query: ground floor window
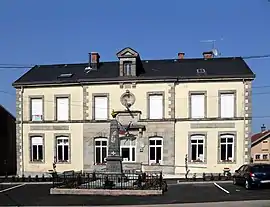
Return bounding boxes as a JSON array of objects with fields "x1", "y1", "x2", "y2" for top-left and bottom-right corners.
[
  {"x1": 95, "y1": 138, "x2": 107, "y2": 164},
  {"x1": 120, "y1": 138, "x2": 136, "y2": 162},
  {"x1": 149, "y1": 137, "x2": 163, "y2": 164},
  {"x1": 220, "y1": 134, "x2": 234, "y2": 162},
  {"x1": 56, "y1": 136, "x2": 69, "y2": 162},
  {"x1": 190, "y1": 135, "x2": 205, "y2": 162},
  {"x1": 30, "y1": 136, "x2": 44, "y2": 162}
]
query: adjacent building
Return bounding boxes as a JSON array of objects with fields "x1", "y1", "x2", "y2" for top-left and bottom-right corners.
[
  {"x1": 0, "y1": 105, "x2": 16, "y2": 176},
  {"x1": 251, "y1": 124, "x2": 270, "y2": 163},
  {"x1": 12, "y1": 47, "x2": 255, "y2": 176}
]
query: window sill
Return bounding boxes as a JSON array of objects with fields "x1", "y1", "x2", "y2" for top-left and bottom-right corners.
[
  {"x1": 56, "y1": 161, "x2": 71, "y2": 164},
  {"x1": 189, "y1": 160, "x2": 206, "y2": 164},
  {"x1": 150, "y1": 163, "x2": 161, "y2": 166},
  {"x1": 29, "y1": 161, "x2": 45, "y2": 164},
  {"x1": 94, "y1": 163, "x2": 106, "y2": 166},
  {"x1": 122, "y1": 161, "x2": 136, "y2": 163},
  {"x1": 218, "y1": 160, "x2": 236, "y2": 164},
  {"x1": 29, "y1": 120, "x2": 44, "y2": 123}
]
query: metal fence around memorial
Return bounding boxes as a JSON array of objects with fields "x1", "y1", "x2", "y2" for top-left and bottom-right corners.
[{"x1": 51, "y1": 171, "x2": 166, "y2": 190}]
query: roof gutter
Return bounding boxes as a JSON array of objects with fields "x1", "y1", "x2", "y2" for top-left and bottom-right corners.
[{"x1": 12, "y1": 76, "x2": 255, "y2": 88}]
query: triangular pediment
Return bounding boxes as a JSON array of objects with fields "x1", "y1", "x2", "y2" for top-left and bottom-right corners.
[{"x1": 116, "y1": 47, "x2": 139, "y2": 58}]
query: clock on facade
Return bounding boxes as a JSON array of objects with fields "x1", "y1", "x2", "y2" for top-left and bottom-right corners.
[{"x1": 120, "y1": 90, "x2": 135, "y2": 108}]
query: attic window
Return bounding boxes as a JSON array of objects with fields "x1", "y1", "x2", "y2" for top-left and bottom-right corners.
[
  {"x1": 123, "y1": 61, "x2": 132, "y2": 76},
  {"x1": 196, "y1": 68, "x2": 206, "y2": 75},
  {"x1": 58, "y1": 73, "x2": 73, "y2": 78}
]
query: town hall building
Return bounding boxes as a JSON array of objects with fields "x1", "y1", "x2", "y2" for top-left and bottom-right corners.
[{"x1": 13, "y1": 47, "x2": 255, "y2": 176}]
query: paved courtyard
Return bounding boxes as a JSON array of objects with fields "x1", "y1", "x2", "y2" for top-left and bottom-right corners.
[{"x1": 0, "y1": 182, "x2": 270, "y2": 206}]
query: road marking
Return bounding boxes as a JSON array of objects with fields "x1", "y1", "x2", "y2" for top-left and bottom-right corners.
[
  {"x1": 214, "y1": 182, "x2": 230, "y2": 194},
  {"x1": 0, "y1": 184, "x2": 26, "y2": 193}
]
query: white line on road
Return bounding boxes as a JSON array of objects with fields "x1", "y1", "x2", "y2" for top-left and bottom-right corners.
[
  {"x1": 0, "y1": 183, "x2": 26, "y2": 193},
  {"x1": 214, "y1": 182, "x2": 230, "y2": 194}
]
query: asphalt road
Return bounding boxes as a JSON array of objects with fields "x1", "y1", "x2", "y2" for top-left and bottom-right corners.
[{"x1": 0, "y1": 182, "x2": 269, "y2": 206}]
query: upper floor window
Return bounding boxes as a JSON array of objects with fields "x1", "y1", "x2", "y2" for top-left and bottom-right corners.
[
  {"x1": 123, "y1": 61, "x2": 132, "y2": 76},
  {"x1": 30, "y1": 98, "x2": 43, "y2": 121},
  {"x1": 94, "y1": 96, "x2": 108, "y2": 120},
  {"x1": 149, "y1": 137, "x2": 163, "y2": 164},
  {"x1": 220, "y1": 93, "x2": 235, "y2": 118},
  {"x1": 30, "y1": 136, "x2": 44, "y2": 162},
  {"x1": 95, "y1": 138, "x2": 107, "y2": 164},
  {"x1": 56, "y1": 97, "x2": 69, "y2": 121},
  {"x1": 190, "y1": 93, "x2": 205, "y2": 118},
  {"x1": 149, "y1": 94, "x2": 163, "y2": 119}
]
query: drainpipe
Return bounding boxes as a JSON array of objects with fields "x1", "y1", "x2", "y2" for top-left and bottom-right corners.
[{"x1": 20, "y1": 86, "x2": 24, "y2": 175}]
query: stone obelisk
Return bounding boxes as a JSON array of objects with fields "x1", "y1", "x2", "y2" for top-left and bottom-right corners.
[{"x1": 106, "y1": 119, "x2": 123, "y2": 174}]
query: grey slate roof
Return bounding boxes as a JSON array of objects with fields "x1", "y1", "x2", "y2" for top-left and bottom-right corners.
[{"x1": 12, "y1": 57, "x2": 255, "y2": 87}]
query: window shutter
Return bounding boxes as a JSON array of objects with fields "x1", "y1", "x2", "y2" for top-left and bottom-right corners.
[
  {"x1": 94, "y1": 97, "x2": 108, "y2": 120},
  {"x1": 31, "y1": 99, "x2": 43, "y2": 120},
  {"x1": 57, "y1": 98, "x2": 69, "y2": 120},
  {"x1": 149, "y1": 95, "x2": 163, "y2": 119},
  {"x1": 220, "y1": 94, "x2": 234, "y2": 118},
  {"x1": 191, "y1": 94, "x2": 204, "y2": 118}
]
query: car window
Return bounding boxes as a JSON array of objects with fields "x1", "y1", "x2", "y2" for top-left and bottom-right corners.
[
  {"x1": 238, "y1": 165, "x2": 245, "y2": 172},
  {"x1": 251, "y1": 165, "x2": 270, "y2": 173},
  {"x1": 243, "y1": 166, "x2": 249, "y2": 172}
]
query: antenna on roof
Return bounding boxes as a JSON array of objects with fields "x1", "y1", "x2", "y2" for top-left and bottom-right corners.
[
  {"x1": 200, "y1": 39, "x2": 223, "y2": 57},
  {"x1": 85, "y1": 53, "x2": 92, "y2": 73}
]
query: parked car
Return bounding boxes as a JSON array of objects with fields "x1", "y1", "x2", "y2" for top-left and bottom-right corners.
[{"x1": 233, "y1": 163, "x2": 270, "y2": 189}]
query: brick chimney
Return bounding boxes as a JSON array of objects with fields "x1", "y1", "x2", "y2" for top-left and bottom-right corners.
[
  {"x1": 203, "y1": 51, "x2": 214, "y2": 59},
  {"x1": 178, "y1": 52, "x2": 185, "y2": 59},
  {"x1": 90, "y1": 52, "x2": 100, "y2": 70}
]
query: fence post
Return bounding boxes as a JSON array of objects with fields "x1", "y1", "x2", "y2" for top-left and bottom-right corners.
[{"x1": 159, "y1": 171, "x2": 163, "y2": 190}]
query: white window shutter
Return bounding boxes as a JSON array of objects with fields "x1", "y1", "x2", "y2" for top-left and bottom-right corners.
[
  {"x1": 221, "y1": 94, "x2": 234, "y2": 118},
  {"x1": 32, "y1": 137, "x2": 43, "y2": 145},
  {"x1": 191, "y1": 94, "x2": 205, "y2": 118},
  {"x1": 57, "y1": 98, "x2": 69, "y2": 120},
  {"x1": 31, "y1": 99, "x2": 43, "y2": 121},
  {"x1": 149, "y1": 95, "x2": 163, "y2": 119},
  {"x1": 94, "y1": 97, "x2": 108, "y2": 119}
]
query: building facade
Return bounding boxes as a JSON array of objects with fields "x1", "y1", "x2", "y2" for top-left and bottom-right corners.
[
  {"x1": 13, "y1": 47, "x2": 255, "y2": 176},
  {"x1": 251, "y1": 124, "x2": 270, "y2": 163},
  {"x1": 0, "y1": 105, "x2": 16, "y2": 176}
]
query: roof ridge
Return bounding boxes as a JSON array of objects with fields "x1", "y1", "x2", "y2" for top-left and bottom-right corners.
[{"x1": 35, "y1": 57, "x2": 243, "y2": 67}]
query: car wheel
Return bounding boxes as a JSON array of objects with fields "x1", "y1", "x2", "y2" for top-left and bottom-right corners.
[
  {"x1": 233, "y1": 177, "x2": 237, "y2": 185},
  {"x1": 245, "y1": 179, "x2": 251, "y2": 190}
]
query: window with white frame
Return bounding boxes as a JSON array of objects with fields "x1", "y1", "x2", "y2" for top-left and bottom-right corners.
[
  {"x1": 123, "y1": 61, "x2": 132, "y2": 76},
  {"x1": 56, "y1": 97, "x2": 69, "y2": 121},
  {"x1": 149, "y1": 137, "x2": 163, "y2": 164},
  {"x1": 31, "y1": 98, "x2": 43, "y2": 121},
  {"x1": 56, "y1": 137, "x2": 69, "y2": 162},
  {"x1": 30, "y1": 136, "x2": 43, "y2": 162},
  {"x1": 149, "y1": 94, "x2": 163, "y2": 119},
  {"x1": 190, "y1": 94, "x2": 205, "y2": 118},
  {"x1": 220, "y1": 134, "x2": 234, "y2": 162},
  {"x1": 94, "y1": 96, "x2": 108, "y2": 120},
  {"x1": 263, "y1": 154, "x2": 268, "y2": 160},
  {"x1": 120, "y1": 139, "x2": 136, "y2": 162},
  {"x1": 220, "y1": 93, "x2": 235, "y2": 118},
  {"x1": 190, "y1": 135, "x2": 205, "y2": 162},
  {"x1": 255, "y1": 154, "x2": 261, "y2": 160},
  {"x1": 95, "y1": 138, "x2": 107, "y2": 164}
]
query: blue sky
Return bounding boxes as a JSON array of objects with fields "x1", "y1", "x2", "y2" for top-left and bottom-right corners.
[{"x1": 0, "y1": 0, "x2": 270, "y2": 132}]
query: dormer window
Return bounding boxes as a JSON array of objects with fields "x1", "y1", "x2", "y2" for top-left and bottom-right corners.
[{"x1": 123, "y1": 61, "x2": 132, "y2": 76}]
